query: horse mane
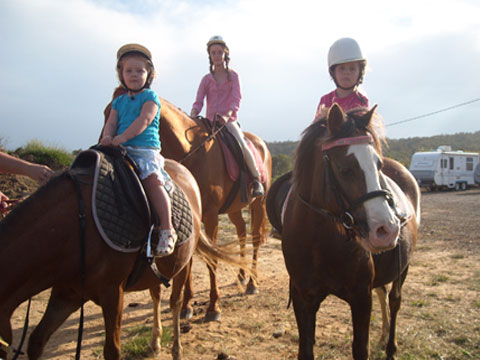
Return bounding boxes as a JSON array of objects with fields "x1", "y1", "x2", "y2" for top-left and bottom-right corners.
[
  {"x1": 0, "y1": 171, "x2": 71, "y2": 233},
  {"x1": 159, "y1": 97, "x2": 191, "y2": 120},
  {"x1": 293, "y1": 109, "x2": 384, "y2": 191}
]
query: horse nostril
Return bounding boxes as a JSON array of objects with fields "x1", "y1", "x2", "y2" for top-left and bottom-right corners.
[{"x1": 377, "y1": 226, "x2": 387, "y2": 236}]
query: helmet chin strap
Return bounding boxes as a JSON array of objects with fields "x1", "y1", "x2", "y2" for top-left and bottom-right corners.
[{"x1": 120, "y1": 73, "x2": 151, "y2": 98}]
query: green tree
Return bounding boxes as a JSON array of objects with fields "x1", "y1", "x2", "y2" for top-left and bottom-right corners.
[{"x1": 272, "y1": 154, "x2": 292, "y2": 181}]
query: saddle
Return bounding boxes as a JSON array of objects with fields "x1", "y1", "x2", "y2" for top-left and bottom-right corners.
[
  {"x1": 69, "y1": 146, "x2": 193, "y2": 253},
  {"x1": 198, "y1": 117, "x2": 265, "y2": 212}
]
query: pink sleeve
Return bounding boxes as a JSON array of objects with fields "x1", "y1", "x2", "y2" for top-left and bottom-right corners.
[
  {"x1": 229, "y1": 71, "x2": 241, "y2": 113},
  {"x1": 192, "y1": 75, "x2": 207, "y2": 113}
]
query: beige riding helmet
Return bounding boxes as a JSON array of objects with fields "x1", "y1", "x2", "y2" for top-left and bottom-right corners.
[
  {"x1": 327, "y1": 38, "x2": 366, "y2": 69},
  {"x1": 117, "y1": 43, "x2": 152, "y2": 61}
]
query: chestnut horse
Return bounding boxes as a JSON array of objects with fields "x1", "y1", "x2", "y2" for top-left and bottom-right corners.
[
  {"x1": 0, "y1": 159, "x2": 231, "y2": 360},
  {"x1": 103, "y1": 91, "x2": 272, "y2": 321},
  {"x1": 267, "y1": 105, "x2": 420, "y2": 359}
]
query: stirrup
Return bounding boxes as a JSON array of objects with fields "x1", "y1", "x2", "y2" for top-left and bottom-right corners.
[
  {"x1": 153, "y1": 228, "x2": 177, "y2": 257},
  {"x1": 252, "y1": 180, "x2": 264, "y2": 198}
]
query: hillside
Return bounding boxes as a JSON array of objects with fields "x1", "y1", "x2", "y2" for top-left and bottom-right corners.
[{"x1": 267, "y1": 130, "x2": 480, "y2": 172}]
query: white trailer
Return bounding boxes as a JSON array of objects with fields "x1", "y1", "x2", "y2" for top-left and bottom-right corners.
[{"x1": 409, "y1": 146, "x2": 480, "y2": 191}]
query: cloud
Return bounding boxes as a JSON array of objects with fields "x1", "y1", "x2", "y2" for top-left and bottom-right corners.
[{"x1": 0, "y1": 0, "x2": 479, "y2": 150}]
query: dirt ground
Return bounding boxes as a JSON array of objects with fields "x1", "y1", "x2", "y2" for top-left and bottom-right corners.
[{"x1": 3, "y1": 174, "x2": 480, "y2": 360}]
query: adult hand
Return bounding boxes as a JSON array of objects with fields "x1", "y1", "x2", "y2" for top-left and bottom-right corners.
[
  {"x1": 27, "y1": 163, "x2": 54, "y2": 184},
  {"x1": 0, "y1": 191, "x2": 9, "y2": 215}
]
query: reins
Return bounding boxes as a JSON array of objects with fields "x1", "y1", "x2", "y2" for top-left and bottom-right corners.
[
  {"x1": 179, "y1": 116, "x2": 226, "y2": 164},
  {"x1": 68, "y1": 171, "x2": 88, "y2": 360}
]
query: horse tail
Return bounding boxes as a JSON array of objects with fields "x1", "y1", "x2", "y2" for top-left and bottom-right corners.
[{"x1": 195, "y1": 230, "x2": 252, "y2": 276}]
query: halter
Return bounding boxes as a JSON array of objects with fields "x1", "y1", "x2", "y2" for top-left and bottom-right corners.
[{"x1": 298, "y1": 134, "x2": 396, "y2": 235}]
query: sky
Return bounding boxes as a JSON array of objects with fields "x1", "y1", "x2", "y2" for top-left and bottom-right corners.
[{"x1": 1, "y1": 0, "x2": 480, "y2": 151}]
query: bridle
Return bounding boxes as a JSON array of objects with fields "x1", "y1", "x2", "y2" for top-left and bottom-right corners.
[{"x1": 297, "y1": 134, "x2": 398, "y2": 235}]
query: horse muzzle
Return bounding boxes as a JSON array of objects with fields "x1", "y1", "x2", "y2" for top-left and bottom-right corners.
[{"x1": 362, "y1": 218, "x2": 400, "y2": 253}]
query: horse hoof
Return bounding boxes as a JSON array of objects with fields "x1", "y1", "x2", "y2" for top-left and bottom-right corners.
[
  {"x1": 237, "y1": 274, "x2": 248, "y2": 286},
  {"x1": 204, "y1": 311, "x2": 221, "y2": 322},
  {"x1": 245, "y1": 283, "x2": 259, "y2": 295},
  {"x1": 180, "y1": 308, "x2": 193, "y2": 320}
]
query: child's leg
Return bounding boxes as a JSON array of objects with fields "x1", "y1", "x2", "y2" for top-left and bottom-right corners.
[
  {"x1": 142, "y1": 174, "x2": 173, "y2": 230},
  {"x1": 225, "y1": 121, "x2": 264, "y2": 197},
  {"x1": 226, "y1": 122, "x2": 261, "y2": 177}
]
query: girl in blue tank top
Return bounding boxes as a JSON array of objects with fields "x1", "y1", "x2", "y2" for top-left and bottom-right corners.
[{"x1": 100, "y1": 43, "x2": 176, "y2": 257}]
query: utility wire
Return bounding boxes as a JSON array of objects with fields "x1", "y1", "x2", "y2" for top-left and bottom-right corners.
[{"x1": 386, "y1": 97, "x2": 480, "y2": 127}]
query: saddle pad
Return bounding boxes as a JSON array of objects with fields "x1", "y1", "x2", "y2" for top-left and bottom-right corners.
[
  {"x1": 163, "y1": 181, "x2": 194, "y2": 248},
  {"x1": 91, "y1": 150, "x2": 151, "y2": 253},
  {"x1": 92, "y1": 154, "x2": 194, "y2": 252},
  {"x1": 71, "y1": 148, "x2": 194, "y2": 253},
  {"x1": 218, "y1": 134, "x2": 266, "y2": 183}
]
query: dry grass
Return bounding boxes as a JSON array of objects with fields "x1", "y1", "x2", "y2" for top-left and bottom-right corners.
[{"x1": 9, "y1": 189, "x2": 480, "y2": 360}]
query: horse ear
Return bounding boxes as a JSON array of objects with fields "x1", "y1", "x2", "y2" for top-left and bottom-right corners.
[
  {"x1": 355, "y1": 104, "x2": 378, "y2": 128},
  {"x1": 327, "y1": 103, "x2": 346, "y2": 136}
]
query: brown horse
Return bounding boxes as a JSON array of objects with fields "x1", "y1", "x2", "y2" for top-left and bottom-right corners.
[
  {"x1": 103, "y1": 90, "x2": 272, "y2": 321},
  {"x1": 0, "y1": 159, "x2": 232, "y2": 360},
  {"x1": 267, "y1": 104, "x2": 420, "y2": 359}
]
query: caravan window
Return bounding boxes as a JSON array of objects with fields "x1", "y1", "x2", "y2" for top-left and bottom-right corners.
[
  {"x1": 440, "y1": 159, "x2": 447, "y2": 168},
  {"x1": 449, "y1": 157, "x2": 454, "y2": 170},
  {"x1": 466, "y1": 157, "x2": 473, "y2": 171}
]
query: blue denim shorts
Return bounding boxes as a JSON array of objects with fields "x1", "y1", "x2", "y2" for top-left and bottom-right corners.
[{"x1": 125, "y1": 147, "x2": 169, "y2": 184}]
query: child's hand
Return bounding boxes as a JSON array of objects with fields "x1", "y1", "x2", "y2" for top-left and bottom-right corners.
[
  {"x1": 190, "y1": 109, "x2": 199, "y2": 118},
  {"x1": 112, "y1": 134, "x2": 127, "y2": 147},
  {"x1": 313, "y1": 105, "x2": 328, "y2": 122},
  {"x1": 100, "y1": 135, "x2": 113, "y2": 146},
  {"x1": 217, "y1": 114, "x2": 229, "y2": 125}
]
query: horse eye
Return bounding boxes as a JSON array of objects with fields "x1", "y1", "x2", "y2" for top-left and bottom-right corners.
[{"x1": 338, "y1": 166, "x2": 353, "y2": 178}]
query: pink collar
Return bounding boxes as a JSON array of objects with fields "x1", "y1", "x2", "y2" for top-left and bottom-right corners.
[{"x1": 322, "y1": 135, "x2": 373, "y2": 151}]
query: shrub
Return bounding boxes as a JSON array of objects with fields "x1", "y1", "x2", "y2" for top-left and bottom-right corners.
[{"x1": 13, "y1": 140, "x2": 74, "y2": 170}]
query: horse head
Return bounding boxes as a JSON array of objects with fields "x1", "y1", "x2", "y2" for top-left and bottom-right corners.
[{"x1": 295, "y1": 103, "x2": 401, "y2": 253}]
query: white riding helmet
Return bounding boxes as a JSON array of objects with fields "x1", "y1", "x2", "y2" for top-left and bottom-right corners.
[
  {"x1": 207, "y1": 35, "x2": 229, "y2": 50},
  {"x1": 327, "y1": 38, "x2": 365, "y2": 68}
]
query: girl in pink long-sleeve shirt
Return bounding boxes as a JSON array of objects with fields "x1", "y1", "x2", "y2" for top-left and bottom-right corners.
[
  {"x1": 313, "y1": 38, "x2": 369, "y2": 122},
  {"x1": 190, "y1": 35, "x2": 264, "y2": 198}
]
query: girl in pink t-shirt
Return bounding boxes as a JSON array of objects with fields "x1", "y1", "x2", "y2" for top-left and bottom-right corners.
[
  {"x1": 191, "y1": 36, "x2": 264, "y2": 197},
  {"x1": 313, "y1": 38, "x2": 369, "y2": 122}
]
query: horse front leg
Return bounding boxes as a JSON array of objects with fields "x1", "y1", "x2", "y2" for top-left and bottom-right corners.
[
  {"x1": 100, "y1": 285, "x2": 124, "y2": 360},
  {"x1": 386, "y1": 266, "x2": 409, "y2": 360},
  {"x1": 350, "y1": 290, "x2": 373, "y2": 360},
  {"x1": 291, "y1": 283, "x2": 323, "y2": 360},
  {"x1": 0, "y1": 311, "x2": 13, "y2": 360},
  {"x1": 149, "y1": 284, "x2": 162, "y2": 354},
  {"x1": 374, "y1": 285, "x2": 390, "y2": 344},
  {"x1": 28, "y1": 286, "x2": 82, "y2": 360},
  {"x1": 202, "y1": 211, "x2": 221, "y2": 322},
  {"x1": 227, "y1": 210, "x2": 248, "y2": 287}
]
